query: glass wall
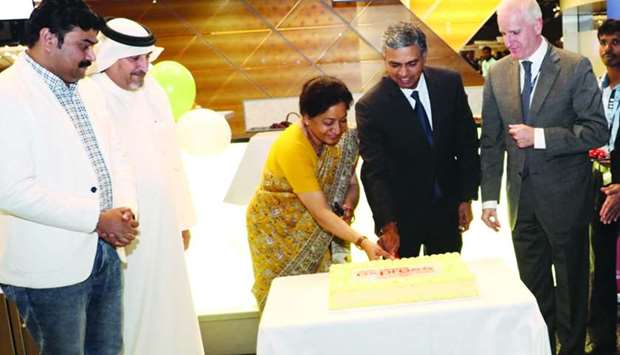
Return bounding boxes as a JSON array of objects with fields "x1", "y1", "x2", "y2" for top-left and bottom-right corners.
[{"x1": 562, "y1": 0, "x2": 607, "y2": 76}]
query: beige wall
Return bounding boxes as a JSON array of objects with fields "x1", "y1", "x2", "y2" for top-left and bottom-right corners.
[{"x1": 578, "y1": 30, "x2": 605, "y2": 78}]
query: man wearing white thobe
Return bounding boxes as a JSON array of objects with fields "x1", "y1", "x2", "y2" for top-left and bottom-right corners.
[{"x1": 88, "y1": 18, "x2": 204, "y2": 355}]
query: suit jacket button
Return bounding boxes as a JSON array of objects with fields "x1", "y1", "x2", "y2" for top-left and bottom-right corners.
[{"x1": 91, "y1": 186, "x2": 97, "y2": 193}]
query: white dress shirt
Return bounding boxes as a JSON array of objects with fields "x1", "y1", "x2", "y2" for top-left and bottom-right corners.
[
  {"x1": 521, "y1": 39, "x2": 548, "y2": 149},
  {"x1": 600, "y1": 74, "x2": 620, "y2": 152}
]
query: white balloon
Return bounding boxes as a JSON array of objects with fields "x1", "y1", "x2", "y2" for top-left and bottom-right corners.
[{"x1": 176, "y1": 108, "x2": 232, "y2": 156}]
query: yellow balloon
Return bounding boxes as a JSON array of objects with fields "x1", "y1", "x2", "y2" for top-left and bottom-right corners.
[{"x1": 150, "y1": 61, "x2": 196, "y2": 121}]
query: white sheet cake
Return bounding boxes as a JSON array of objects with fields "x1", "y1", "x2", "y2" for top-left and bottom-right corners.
[{"x1": 328, "y1": 253, "x2": 478, "y2": 310}]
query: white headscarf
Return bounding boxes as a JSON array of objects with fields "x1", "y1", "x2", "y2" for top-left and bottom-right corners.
[{"x1": 90, "y1": 17, "x2": 164, "y2": 74}]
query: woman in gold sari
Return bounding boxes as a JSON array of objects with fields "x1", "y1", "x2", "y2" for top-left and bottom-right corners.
[{"x1": 247, "y1": 76, "x2": 391, "y2": 310}]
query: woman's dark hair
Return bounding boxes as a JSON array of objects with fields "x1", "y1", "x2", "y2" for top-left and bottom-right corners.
[
  {"x1": 299, "y1": 76, "x2": 353, "y2": 118},
  {"x1": 24, "y1": 0, "x2": 103, "y2": 48}
]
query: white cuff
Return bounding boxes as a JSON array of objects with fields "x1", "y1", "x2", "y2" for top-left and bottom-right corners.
[
  {"x1": 534, "y1": 128, "x2": 546, "y2": 149},
  {"x1": 482, "y1": 201, "x2": 498, "y2": 209}
]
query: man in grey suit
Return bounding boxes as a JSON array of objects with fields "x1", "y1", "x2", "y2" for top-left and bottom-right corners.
[{"x1": 480, "y1": 0, "x2": 608, "y2": 354}]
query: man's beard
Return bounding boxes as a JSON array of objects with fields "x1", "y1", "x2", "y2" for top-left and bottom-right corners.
[
  {"x1": 602, "y1": 51, "x2": 620, "y2": 67},
  {"x1": 128, "y1": 72, "x2": 146, "y2": 90}
]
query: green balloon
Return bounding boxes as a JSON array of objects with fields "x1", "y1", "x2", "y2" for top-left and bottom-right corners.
[{"x1": 150, "y1": 60, "x2": 196, "y2": 121}]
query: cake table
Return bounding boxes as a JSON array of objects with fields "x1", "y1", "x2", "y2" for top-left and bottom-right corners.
[{"x1": 257, "y1": 259, "x2": 551, "y2": 355}]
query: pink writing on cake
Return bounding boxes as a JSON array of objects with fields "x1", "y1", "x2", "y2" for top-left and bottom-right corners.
[{"x1": 354, "y1": 265, "x2": 435, "y2": 280}]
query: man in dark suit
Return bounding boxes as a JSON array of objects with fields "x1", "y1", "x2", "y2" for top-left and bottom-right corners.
[
  {"x1": 480, "y1": 0, "x2": 608, "y2": 354},
  {"x1": 356, "y1": 22, "x2": 480, "y2": 258},
  {"x1": 586, "y1": 18, "x2": 620, "y2": 355}
]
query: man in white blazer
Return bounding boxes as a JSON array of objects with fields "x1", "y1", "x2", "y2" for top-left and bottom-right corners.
[{"x1": 0, "y1": 1, "x2": 139, "y2": 354}]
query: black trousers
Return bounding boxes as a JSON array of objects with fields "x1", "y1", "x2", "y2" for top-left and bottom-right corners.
[
  {"x1": 513, "y1": 177, "x2": 589, "y2": 355},
  {"x1": 588, "y1": 169, "x2": 618, "y2": 351},
  {"x1": 397, "y1": 198, "x2": 461, "y2": 258}
]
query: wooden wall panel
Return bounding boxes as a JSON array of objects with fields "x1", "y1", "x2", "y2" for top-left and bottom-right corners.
[
  {"x1": 86, "y1": 0, "x2": 483, "y2": 139},
  {"x1": 0, "y1": 295, "x2": 16, "y2": 355},
  {"x1": 0, "y1": 296, "x2": 38, "y2": 355}
]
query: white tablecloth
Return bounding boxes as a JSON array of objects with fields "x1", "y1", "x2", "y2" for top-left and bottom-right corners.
[{"x1": 257, "y1": 259, "x2": 551, "y2": 355}]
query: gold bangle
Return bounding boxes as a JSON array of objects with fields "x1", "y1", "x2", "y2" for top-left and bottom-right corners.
[{"x1": 355, "y1": 236, "x2": 368, "y2": 249}]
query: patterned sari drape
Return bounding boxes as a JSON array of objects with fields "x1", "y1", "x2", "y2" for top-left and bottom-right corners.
[{"x1": 246, "y1": 130, "x2": 358, "y2": 310}]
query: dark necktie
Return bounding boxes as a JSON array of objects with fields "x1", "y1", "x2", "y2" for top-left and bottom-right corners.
[
  {"x1": 411, "y1": 90, "x2": 433, "y2": 145},
  {"x1": 520, "y1": 60, "x2": 533, "y2": 178},
  {"x1": 521, "y1": 60, "x2": 533, "y2": 123},
  {"x1": 411, "y1": 90, "x2": 441, "y2": 201}
]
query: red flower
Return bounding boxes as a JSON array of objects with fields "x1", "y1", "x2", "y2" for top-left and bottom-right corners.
[{"x1": 589, "y1": 148, "x2": 609, "y2": 160}]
